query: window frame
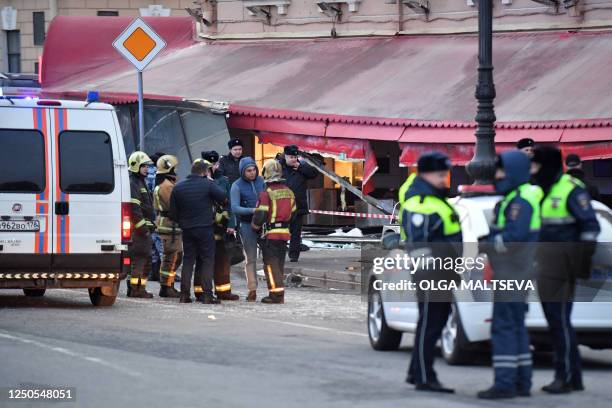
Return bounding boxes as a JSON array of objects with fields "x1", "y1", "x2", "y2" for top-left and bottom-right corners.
[
  {"x1": 6, "y1": 30, "x2": 21, "y2": 73},
  {"x1": 33, "y1": 11, "x2": 45, "y2": 46},
  {"x1": 58, "y1": 130, "x2": 115, "y2": 195},
  {"x1": 0, "y1": 128, "x2": 46, "y2": 194}
]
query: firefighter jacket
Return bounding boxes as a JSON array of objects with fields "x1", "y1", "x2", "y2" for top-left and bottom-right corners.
[
  {"x1": 130, "y1": 172, "x2": 155, "y2": 234},
  {"x1": 252, "y1": 182, "x2": 296, "y2": 241},
  {"x1": 154, "y1": 176, "x2": 181, "y2": 236}
]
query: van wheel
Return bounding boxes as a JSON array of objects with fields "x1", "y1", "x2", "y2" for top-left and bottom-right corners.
[
  {"x1": 368, "y1": 284, "x2": 402, "y2": 350},
  {"x1": 89, "y1": 287, "x2": 117, "y2": 307},
  {"x1": 441, "y1": 304, "x2": 477, "y2": 365},
  {"x1": 23, "y1": 288, "x2": 46, "y2": 297}
]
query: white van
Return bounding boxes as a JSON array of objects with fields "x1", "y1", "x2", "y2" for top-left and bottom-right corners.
[{"x1": 0, "y1": 97, "x2": 131, "y2": 306}]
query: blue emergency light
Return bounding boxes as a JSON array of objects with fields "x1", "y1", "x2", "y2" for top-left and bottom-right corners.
[{"x1": 86, "y1": 91, "x2": 100, "y2": 103}]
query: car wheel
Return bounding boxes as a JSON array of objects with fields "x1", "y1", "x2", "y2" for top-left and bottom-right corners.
[
  {"x1": 88, "y1": 287, "x2": 117, "y2": 307},
  {"x1": 441, "y1": 304, "x2": 477, "y2": 365},
  {"x1": 368, "y1": 284, "x2": 402, "y2": 350},
  {"x1": 23, "y1": 288, "x2": 46, "y2": 297}
]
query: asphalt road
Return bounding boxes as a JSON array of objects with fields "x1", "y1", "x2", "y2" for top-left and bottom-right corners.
[{"x1": 1, "y1": 275, "x2": 612, "y2": 408}]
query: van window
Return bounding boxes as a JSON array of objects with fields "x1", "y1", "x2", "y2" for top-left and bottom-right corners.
[
  {"x1": 59, "y1": 131, "x2": 114, "y2": 194},
  {"x1": 0, "y1": 129, "x2": 45, "y2": 193}
]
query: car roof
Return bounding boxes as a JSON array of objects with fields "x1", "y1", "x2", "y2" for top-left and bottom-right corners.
[{"x1": 0, "y1": 97, "x2": 114, "y2": 111}]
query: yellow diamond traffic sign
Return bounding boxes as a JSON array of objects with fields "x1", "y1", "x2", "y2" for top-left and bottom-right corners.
[{"x1": 113, "y1": 18, "x2": 166, "y2": 71}]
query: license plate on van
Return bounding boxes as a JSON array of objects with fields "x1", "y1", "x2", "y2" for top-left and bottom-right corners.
[{"x1": 0, "y1": 220, "x2": 41, "y2": 232}]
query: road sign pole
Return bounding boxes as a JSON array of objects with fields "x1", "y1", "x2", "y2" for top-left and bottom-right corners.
[
  {"x1": 138, "y1": 70, "x2": 145, "y2": 151},
  {"x1": 112, "y1": 17, "x2": 166, "y2": 153}
]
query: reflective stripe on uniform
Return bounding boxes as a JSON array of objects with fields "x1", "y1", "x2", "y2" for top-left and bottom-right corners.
[
  {"x1": 266, "y1": 265, "x2": 276, "y2": 289},
  {"x1": 541, "y1": 216, "x2": 577, "y2": 225},
  {"x1": 255, "y1": 205, "x2": 270, "y2": 211},
  {"x1": 130, "y1": 277, "x2": 147, "y2": 285},
  {"x1": 134, "y1": 219, "x2": 147, "y2": 228},
  {"x1": 270, "y1": 287, "x2": 285, "y2": 293},
  {"x1": 131, "y1": 198, "x2": 142, "y2": 205},
  {"x1": 216, "y1": 283, "x2": 231, "y2": 292},
  {"x1": 194, "y1": 286, "x2": 203, "y2": 294}
]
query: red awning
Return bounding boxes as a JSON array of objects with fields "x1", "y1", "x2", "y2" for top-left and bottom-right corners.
[
  {"x1": 399, "y1": 125, "x2": 612, "y2": 166},
  {"x1": 40, "y1": 17, "x2": 612, "y2": 171},
  {"x1": 258, "y1": 132, "x2": 378, "y2": 194}
]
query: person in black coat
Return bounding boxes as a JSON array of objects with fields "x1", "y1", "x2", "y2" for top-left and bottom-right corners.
[
  {"x1": 565, "y1": 154, "x2": 601, "y2": 201},
  {"x1": 278, "y1": 145, "x2": 318, "y2": 262},
  {"x1": 218, "y1": 138, "x2": 244, "y2": 185}
]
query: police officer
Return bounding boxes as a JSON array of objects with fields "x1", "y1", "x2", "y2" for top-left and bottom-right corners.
[
  {"x1": 170, "y1": 159, "x2": 228, "y2": 304},
  {"x1": 127, "y1": 151, "x2": 156, "y2": 298},
  {"x1": 516, "y1": 138, "x2": 535, "y2": 158},
  {"x1": 398, "y1": 172, "x2": 417, "y2": 206},
  {"x1": 565, "y1": 154, "x2": 601, "y2": 201},
  {"x1": 201, "y1": 151, "x2": 240, "y2": 301},
  {"x1": 252, "y1": 160, "x2": 296, "y2": 304},
  {"x1": 153, "y1": 155, "x2": 182, "y2": 298},
  {"x1": 278, "y1": 145, "x2": 318, "y2": 262},
  {"x1": 401, "y1": 152, "x2": 461, "y2": 393},
  {"x1": 478, "y1": 150, "x2": 543, "y2": 399},
  {"x1": 532, "y1": 146, "x2": 600, "y2": 393},
  {"x1": 218, "y1": 138, "x2": 244, "y2": 185}
]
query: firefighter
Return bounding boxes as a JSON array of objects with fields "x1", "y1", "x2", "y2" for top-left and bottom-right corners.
[
  {"x1": 477, "y1": 150, "x2": 543, "y2": 399},
  {"x1": 532, "y1": 146, "x2": 600, "y2": 394},
  {"x1": 251, "y1": 159, "x2": 296, "y2": 304},
  {"x1": 153, "y1": 155, "x2": 182, "y2": 298},
  {"x1": 127, "y1": 151, "x2": 156, "y2": 299},
  {"x1": 400, "y1": 152, "x2": 461, "y2": 393},
  {"x1": 201, "y1": 151, "x2": 240, "y2": 301}
]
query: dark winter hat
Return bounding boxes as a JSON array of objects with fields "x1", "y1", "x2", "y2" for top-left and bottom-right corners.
[
  {"x1": 201, "y1": 150, "x2": 220, "y2": 163},
  {"x1": 284, "y1": 144, "x2": 299, "y2": 156},
  {"x1": 417, "y1": 152, "x2": 451, "y2": 173},
  {"x1": 516, "y1": 138, "x2": 535, "y2": 149},
  {"x1": 228, "y1": 138, "x2": 243, "y2": 149},
  {"x1": 565, "y1": 153, "x2": 581, "y2": 168}
]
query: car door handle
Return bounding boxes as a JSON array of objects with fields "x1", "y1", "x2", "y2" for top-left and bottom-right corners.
[{"x1": 55, "y1": 202, "x2": 69, "y2": 215}]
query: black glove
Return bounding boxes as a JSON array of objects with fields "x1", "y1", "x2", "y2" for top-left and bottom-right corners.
[{"x1": 576, "y1": 241, "x2": 597, "y2": 280}]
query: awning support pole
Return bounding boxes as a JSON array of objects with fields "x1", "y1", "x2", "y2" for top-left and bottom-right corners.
[{"x1": 467, "y1": 0, "x2": 497, "y2": 184}]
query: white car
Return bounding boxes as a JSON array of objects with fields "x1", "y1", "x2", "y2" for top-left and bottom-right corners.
[{"x1": 368, "y1": 193, "x2": 612, "y2": 364}]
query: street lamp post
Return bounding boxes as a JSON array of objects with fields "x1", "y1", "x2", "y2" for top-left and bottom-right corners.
[{"x1": 466, "y1": 0, "x2": 497, "y2": 184}]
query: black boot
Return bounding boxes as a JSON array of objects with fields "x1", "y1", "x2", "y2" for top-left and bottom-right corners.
[
  {"x1": 179, "y1": 293, "x2": 192, "y2": 303},
  {"x1": 477, "y1": 387, "x2": 516, "y2": 399},
  {"x1": 159, "y1": 285, "x2": 181, "y2": 298},
  {"x1": 542, "y1": 379, "x2": 572, "y2": 394},
  {"x1": 201, "y1": 294, "x2": 221, "y2": 304},
  {"x1": 414, "y1": 380, "x2": 454, "y2": 393},
  {"x1": 572, "y1": 379, "x2": 585, "y2": 392},
  {"x1": 126, "y1": 279, "x2": 132, "y2": 297},
  {"x1": 216, "y1": 291, "x2": 239, "y2": 301},
  {"x1": 261, "y1": 292, "x2": 284, "y2": 304},
  {"x1": 128, "y1": 285, "x2": 153, "y2": 299}
]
